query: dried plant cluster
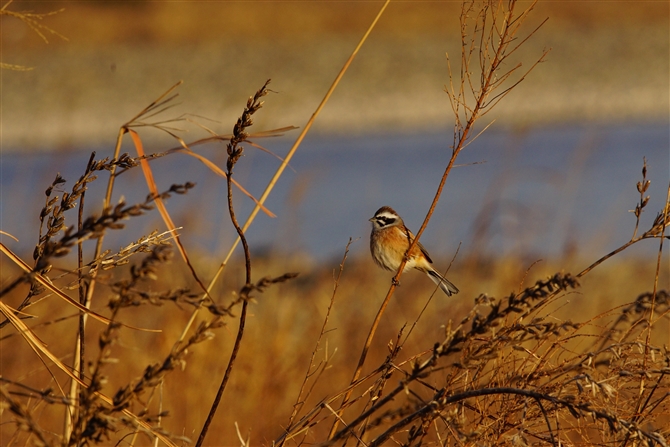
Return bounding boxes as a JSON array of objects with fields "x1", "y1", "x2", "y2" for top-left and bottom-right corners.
[
  {"x1": 277, "y1": 268, "x2": 670, "y2": 446},
  {"x1": 1, "y1": 1, "x2": 669, "y2": 447},
  {"x1": 0, "y1": 74, "x2": 298, "y2": 445}
]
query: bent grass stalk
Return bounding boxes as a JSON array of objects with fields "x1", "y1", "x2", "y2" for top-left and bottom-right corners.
[{"x1": 196, "y1": 80, "x2": 269, "y2": 447}]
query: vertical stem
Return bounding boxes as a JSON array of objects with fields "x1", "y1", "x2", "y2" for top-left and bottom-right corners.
[
  {"x1": 216, "y1": 0, "x2": 391, "y2": 274},
  {"x1": 645, "y1": 182, "x2": 670, "y2": 358},
  {"x1": 329, "y1": 1, "x2": 546, "y2": 439},
  {"x1": 64, "y1": 151, "x2": 98, "y2": 440},
  {"x1": 196, "y1": 301, "x2": 248, "y2": 447},
  {"x1": 196, "y1": 83, "x2": 263, "y2": 445},
  {"x1": 175, "y1": 0, "x2": 390, "y2": 358}
]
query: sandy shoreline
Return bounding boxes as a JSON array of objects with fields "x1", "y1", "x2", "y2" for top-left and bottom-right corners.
[{"x1": 1, "y1": 7, "x2": 668, "y2": 151}]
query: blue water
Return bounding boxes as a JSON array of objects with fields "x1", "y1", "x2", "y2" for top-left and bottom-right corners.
[{"x1": 1, "y1": 123, "x2": 668, "y2": 267}]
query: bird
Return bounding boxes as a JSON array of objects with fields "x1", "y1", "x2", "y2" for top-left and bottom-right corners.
[{"x1": 369, "y1": 206, "x2": 459, "y2": 296}]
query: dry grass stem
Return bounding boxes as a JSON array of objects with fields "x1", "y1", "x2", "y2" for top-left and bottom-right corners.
[
  {"x1": 329, "y1": 0, "x2": 549, "y2": 438},
  {"x1": 0, "y1": 0, "x2": 66, "y2": 70},
  {"x1": 196, "y1": 79, "x2": 299, "y2": 447}
]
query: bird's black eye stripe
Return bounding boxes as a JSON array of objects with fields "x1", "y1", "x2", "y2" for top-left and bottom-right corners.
[{"x1": 376, "y1": 216, "x2": 396, "y2": 226}]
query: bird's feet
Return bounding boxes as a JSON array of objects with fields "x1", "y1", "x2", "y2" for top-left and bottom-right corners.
[{"x1": 392, "y1": 278, "x2": 400, "y2": 287}]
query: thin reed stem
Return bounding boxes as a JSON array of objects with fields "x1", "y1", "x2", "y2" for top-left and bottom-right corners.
[
  {"x1": 645, "y1": 181, "x2": 670, "y2": 359},
  {"x1": 329, "y1": 1, "x2": 547, "y2": 439},
  {"x1": 278, "y1": 239, "x2": 354, "y2": 447},
  {"x1": 196, "y1": 80, "x2": 269, "y2": 447},
  {"x1": 212, "y1": 0, "x2": 391, "y2": 280},
  {"x1": 65, "y1": 139, "x2": 122, "y2": 442},
  {"x1": 196, "y1": 301, "x2": 248, "y2": 447},
  {"x1": 174, "y1": 0, "x2": 390, "y2": 363}
]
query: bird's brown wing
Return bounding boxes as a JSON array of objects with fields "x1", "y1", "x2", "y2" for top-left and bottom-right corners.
[
  {"x1": 417, "y1": 240, "x2": 434, "y2": 264},
  {"x1": 403, "y1": 226, "x2": 434, "y2": 264}
]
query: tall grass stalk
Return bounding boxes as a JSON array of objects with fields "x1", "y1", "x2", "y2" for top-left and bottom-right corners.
[{"x1": 328, "y1": 0, "x2": 550, "y2": 438}]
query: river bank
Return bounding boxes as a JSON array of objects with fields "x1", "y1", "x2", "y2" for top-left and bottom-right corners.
[{"x1": 2, "y1": 2, "x2": 668, "y2": 150}]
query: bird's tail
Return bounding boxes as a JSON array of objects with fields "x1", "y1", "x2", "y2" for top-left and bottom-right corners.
[{"x1": 426, "y1": 269, "x2": 459, "y2": 296}]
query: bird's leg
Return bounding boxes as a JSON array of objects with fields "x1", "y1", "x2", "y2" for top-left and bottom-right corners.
[{"x1": 392, "y1": 277, "x2": 400, "y2": 287}]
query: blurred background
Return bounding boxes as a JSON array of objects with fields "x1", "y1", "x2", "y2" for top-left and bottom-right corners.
[{"x1": 2, "y1": 1, "x2": 670, "y2": 444}]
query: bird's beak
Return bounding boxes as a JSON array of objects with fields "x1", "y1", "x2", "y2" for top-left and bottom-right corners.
[{"x1": 368, "y1": 217, "x2": 374, "y2": 222}]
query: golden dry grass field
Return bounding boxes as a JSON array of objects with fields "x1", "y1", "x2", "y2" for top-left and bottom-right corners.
[{"x1": 2, "y1": 240, "x2": 669, "y2": 445}]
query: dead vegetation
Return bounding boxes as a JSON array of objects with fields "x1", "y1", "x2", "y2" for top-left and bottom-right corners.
[{"x1": 1, "y1": 1, "x2": 669, "y2": 446}]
